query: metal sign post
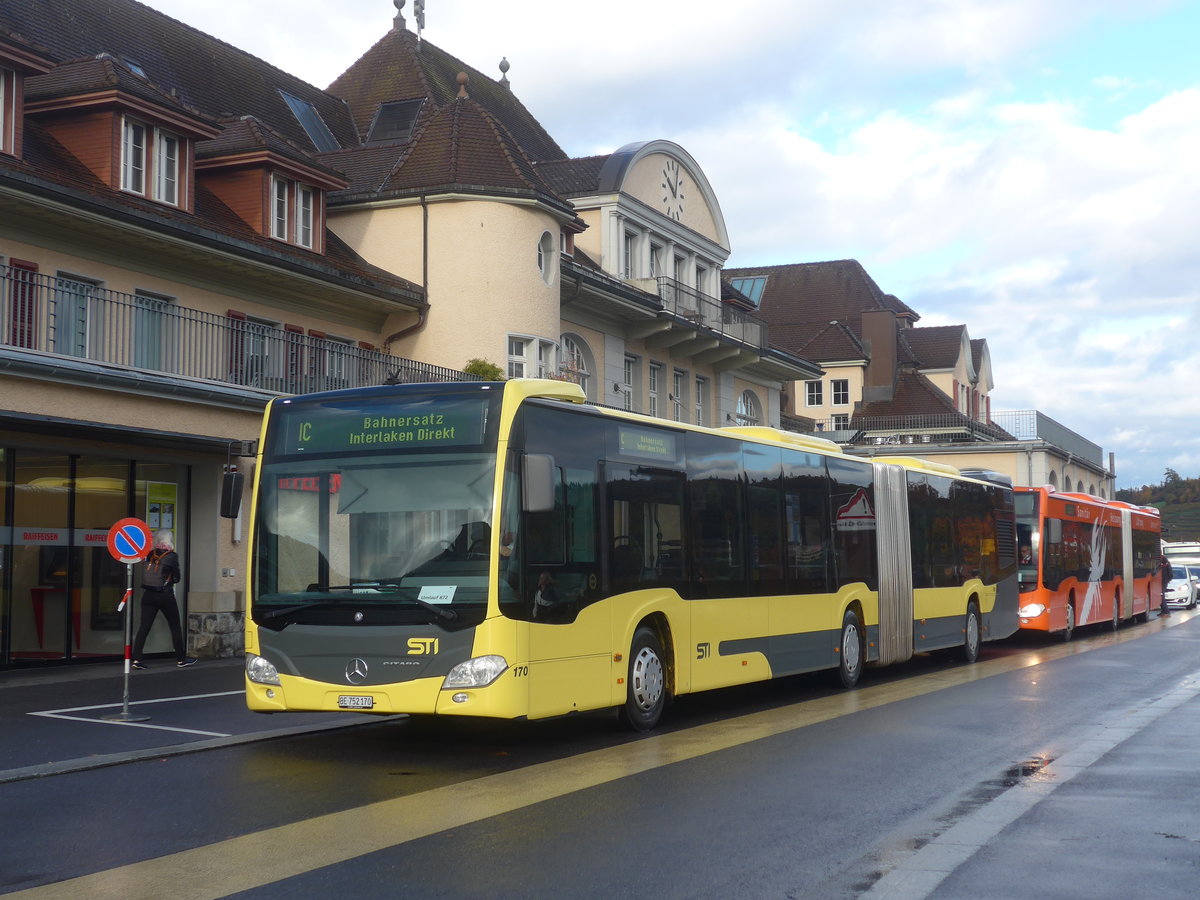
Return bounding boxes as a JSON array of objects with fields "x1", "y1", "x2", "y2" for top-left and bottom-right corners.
[{"x1": 103, "y1": 518, "x2": 154, "y2": 723}]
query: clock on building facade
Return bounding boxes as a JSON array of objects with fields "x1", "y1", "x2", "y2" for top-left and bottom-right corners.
[{"x1": 661, "y1": 159, "x2": 685, "y2": 220}]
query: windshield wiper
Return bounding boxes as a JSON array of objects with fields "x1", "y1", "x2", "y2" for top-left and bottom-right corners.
[{"x1": 259, "y1": 599, "x2": 347, "y2": 622}]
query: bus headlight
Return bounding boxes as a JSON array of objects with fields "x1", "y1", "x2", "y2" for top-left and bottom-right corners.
[
  {"x1": 1018, "y1": 603, "x2": 1046, "y2": 618},
  {"x1": 246, "y1": 654, "x2": 281, "y2": 685},
  {"x1": 443, "y1": 655, "x2": 508, "y2": 689}
]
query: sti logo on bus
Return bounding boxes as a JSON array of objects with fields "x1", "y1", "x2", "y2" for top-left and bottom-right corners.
[{"x1": 408, "y1": 638, "x2": 439, "y2": 655}]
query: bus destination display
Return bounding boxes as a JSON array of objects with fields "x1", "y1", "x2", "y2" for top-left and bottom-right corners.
[{"x1": 278, "y1": 399, "x2": 488, "y2": 454}]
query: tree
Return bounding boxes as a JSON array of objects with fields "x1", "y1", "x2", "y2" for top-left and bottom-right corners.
[{"x1": 463, "y1": 357, "x2": 504, "y2": 380}]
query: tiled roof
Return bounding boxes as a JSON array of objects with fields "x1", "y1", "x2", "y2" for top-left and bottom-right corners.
[
  {"x1": 776, "y1": 321, "x2": 865, "y2": 361},
  {"x1": 904, "y1": 325, "x2": 966, "y2": 369},
  {"x1": 328, "y1": 27, "x2": 567, "y2": 163},
  {"x1": 533, "y1": 155, "x2": 610, "y2": 196},
  {"x1": 3, "y1": 0, "x2": 360, "y2": 153},
  {"x1": 25, "y1": 54, "x2": 211, "y2": 127},
  {"x1": 855, "y1": 371, "x2": 963, "y2": 418},
  {"x1": 378, "y1": 97, "x2": 563, "y2": 202},
  {"x1": 724, "y1": 260, "x2": 919, "y2": 332},
  {"x1": 198, "y1": 116, "x2": 347, "y2": 184}
]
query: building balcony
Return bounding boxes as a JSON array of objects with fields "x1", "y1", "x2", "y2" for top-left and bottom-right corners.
[
  {"x1": 0, "y1": 262, "x2": 474, "y2": 396},
  {"x1": 783, "y1": 411, "x2": 1013, "y2": 446},
  {"x1": 626, "y1": 276, "x2": 768, "y2": 353}
]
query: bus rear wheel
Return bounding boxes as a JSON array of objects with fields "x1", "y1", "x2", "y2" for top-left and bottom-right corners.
[
  {"x1": 837, "y1": 609, "x2": 864, "y2": 688},
  {"x1": 958, "y1": 602, "x2": 981, "y2": 663},
  {"x1": 618, "y1": 626, "x2": 666, "y2": 732}
]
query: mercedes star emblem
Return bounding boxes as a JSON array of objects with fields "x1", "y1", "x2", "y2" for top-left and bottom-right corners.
[{"x1": 345, "y1": 657, "x2": 369, "y2": 685}]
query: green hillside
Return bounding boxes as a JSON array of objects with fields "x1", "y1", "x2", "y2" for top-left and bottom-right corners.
[{"x1": 1116, "y1": 470, "x2": 1200, "y2": 542}]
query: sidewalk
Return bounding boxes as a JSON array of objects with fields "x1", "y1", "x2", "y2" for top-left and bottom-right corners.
[{"x1": 0, "y1": 657, "x2": 387, "y2": 783}]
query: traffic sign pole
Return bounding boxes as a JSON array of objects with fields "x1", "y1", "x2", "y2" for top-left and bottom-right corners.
[{"x1": 103, "y1": 518, "x2": 154, "y2": 723}]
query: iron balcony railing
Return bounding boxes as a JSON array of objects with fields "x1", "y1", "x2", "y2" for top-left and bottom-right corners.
[
  {"x1": 783, "y1": 412, "x2": 1013, "y2": 445},
  {"x1": 655, "y1": 276, "x2": 767, "y2": 351},
  {"x1": 0, "y1": 262, "x2": 475, "y2": 393}
]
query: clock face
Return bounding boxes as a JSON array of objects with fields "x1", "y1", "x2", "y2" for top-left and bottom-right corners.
[{"x1": 661, "y1": 159, "x2": 685, "y2": 221}]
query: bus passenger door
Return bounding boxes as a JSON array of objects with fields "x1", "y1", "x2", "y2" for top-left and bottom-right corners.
[{"x1": 523, "y1": 455, "x2": 612, "y2": 719}]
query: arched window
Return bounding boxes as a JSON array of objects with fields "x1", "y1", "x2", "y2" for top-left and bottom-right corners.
[
  {"x1": 537, "y1": 231, "x2": 555, "y2": 285},
  {"x1": 560, "y1": 333, "x2": 593, "y2": 399},
  {"x1": 735, "y1": 390, "x2": 761, "y2": 426},
  {"x1": 1048, "y1": 471, "x2": 1058, "y2": 488}
]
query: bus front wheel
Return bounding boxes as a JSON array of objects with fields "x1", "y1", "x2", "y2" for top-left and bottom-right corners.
[
  {"x1": 618, "y1": 626, "x2": 666, "y2": 732},
  {"x1": 1061, "y1": 601, "x2": 1075, "y2": 642},
  {"x1": 837, "y1": 609, "x2": 864, "y2": 688},
  {"x1": 958, "y1": 602, "x2": 981, "y2": 663}
]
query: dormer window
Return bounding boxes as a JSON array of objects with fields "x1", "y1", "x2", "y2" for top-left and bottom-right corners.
[
  {"x1": 271, "y1": 174, "x2": 317, "y2": 249},
  {"x1": 121, "y1": 116, "x2": 183, "y2": 206}
]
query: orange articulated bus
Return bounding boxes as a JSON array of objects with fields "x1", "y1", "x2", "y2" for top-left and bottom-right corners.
[{"x1": 1015, "y1": 487, "x2": 1161, "y2": 639}]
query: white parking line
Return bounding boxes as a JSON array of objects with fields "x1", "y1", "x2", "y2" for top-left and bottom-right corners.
[{"x1": 28, "y1": 690, "x2": 244, "y2": 737}]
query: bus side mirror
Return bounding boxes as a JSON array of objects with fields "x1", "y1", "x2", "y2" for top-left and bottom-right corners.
[
  {"x1": 220, "y1": 469, "x2": 244, "y2": 519},
  {"x1": 522, "y1": 454, "x2": 555, "y2": 513}
]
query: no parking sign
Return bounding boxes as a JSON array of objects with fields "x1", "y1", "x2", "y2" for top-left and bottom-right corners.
[{"x1": 106, "y1": 517, "x2": 153, "y2": 564}]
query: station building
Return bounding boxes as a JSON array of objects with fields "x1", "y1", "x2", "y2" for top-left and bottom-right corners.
[{"x1": 0, "y1": 2, "x2": 818, "y2": 667}]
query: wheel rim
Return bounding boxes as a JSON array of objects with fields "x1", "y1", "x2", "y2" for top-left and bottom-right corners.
[
  {"x1": 630, "y1": 646, "x2": 664, "y2": 712},
  {"x1": 1065, "y1": 606, "x2": 1074, "y2": 637},
  {"x1": 966, "y1": 612, "x2": 980, "y2": 655},
  {"x1": 842, "y1": 623, "x2": 861, "y2": 676}
]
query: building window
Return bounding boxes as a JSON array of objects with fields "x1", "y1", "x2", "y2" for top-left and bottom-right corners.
[
  {"x1": 560, "y1": 334, "x2": 591, "y2": 395},
  {"x1": 296, "y1": 186, "x2": 314, "y2": 248},
  {"x1": 623, "y1": 232, "x2": 636, "y2": 279},
  {"x1": 832, "y1": 378, "x2": 850, "y2": 405},
  {"x1": 650, "y1": 243, "x2": 662, "y2": 277},
  {"x1": 695, "y1": 264, "x2": 707, "y2": 296},
  {"x1": 538, "y1": 231, "x2": 555, "y2": 284},
  {"x1": 122, "y1": 118, "x2": 182, "y2": 206},
  {"x1": 805, "y1": 380, "x2": 823, "y2": 406},
  {"x1": 648, "y1": 363, "x2": 661, "y2": 418},
  {"x1": 729, "y1": 276, "x2": 767, "y2": 307},
  {"x1": 155, "y1": 130, "x2": 179, "y2": 205},
  {"x1": 832, "y1": 414, "x2": 850, "y2": 429},
  {"x1": 271, "y1": 175, "x2": 290, "y2": 240},
  {"x1": 674, "y1": 256, "x2": 685, "y2": 283},
  {"x1": 54, "y1": 274, "x2": 101, "y2": 358},
  {"x1": 622, "y1": 355, "x2": 636, "y2": 411},
  {"x1": 537, "y1": 340, "x2": 556, "y2": 378},
  {"x1": 270, "y1": 175, "x2": 319, "y2": 248},
  {"x1": 122, "y1": 118, "x2": 147, "y2": 194},
  {"x1": 695, "y1": 376, "x2": 707, "y2": 426},
  {"x1": 133, "y1": 289, "x2": 175, "y2": 371},
  {"x1": 672, "y1": 370, "x2": 686, "y2": 422},
  {"x1": 508, "y1": 336, "x2": 528, "y2": 379},
  {"x1": 736, "y1": 390, "x2": 761, "y2": 426}
]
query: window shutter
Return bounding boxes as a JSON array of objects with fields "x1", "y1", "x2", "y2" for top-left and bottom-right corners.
[{"x1": 8, "y1": 260, "x2": 40, "y2": 348}]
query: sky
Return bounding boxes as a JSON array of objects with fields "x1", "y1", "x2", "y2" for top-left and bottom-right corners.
[{"x1": 139, "y1": 0, "x2": 1200, "y2": 490}]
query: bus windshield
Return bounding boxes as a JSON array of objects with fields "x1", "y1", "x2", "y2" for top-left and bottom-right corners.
[
  {"x1": 252, "y1": 386, "x2": 502, "y2": 629},
  {"x1": 1014, "y1": 490, "x2": 1039, "y2": 592}
]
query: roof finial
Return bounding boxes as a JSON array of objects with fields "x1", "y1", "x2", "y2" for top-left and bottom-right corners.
[
  {"x1": 456, "y1": 71, "x2": 469, "y2": 100},
  {"x1": 393, "y1": 0, "x2": 406, "y2": 31},
  {"x1": 499, "y1": 57, "x2": 510, "y2": 90},
  {"x1": 414, "y1": 0, "x2": 425, "y2": 44}
]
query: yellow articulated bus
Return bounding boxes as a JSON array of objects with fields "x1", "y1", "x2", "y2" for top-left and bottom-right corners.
[{"x1": 240, "y1": 378, "x2": 1018, "y2": 731}]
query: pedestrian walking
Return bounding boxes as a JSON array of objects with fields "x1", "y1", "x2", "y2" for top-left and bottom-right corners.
[
  {"x1": 1158, "y1": 554, "x2": 1172, "y2": 617},
  {"x1": 131, "y1": 530, "x2": 197, "y2": 668}
]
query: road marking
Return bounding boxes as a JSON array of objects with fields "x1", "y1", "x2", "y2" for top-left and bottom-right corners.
[
  {"x1": 859, "y1": 669, "x2": 1200, "y2": 900},
  {"x1": 27, "y1": 691, "x2": 244, "y2": 738},
  {"x1": 7, "y1": 617, "x2": 1190, "y2": 899}
]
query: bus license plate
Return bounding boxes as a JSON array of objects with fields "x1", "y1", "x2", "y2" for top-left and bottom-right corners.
[{"x1": 338, "y1": 695, "x2": 374, "y2": 710}]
